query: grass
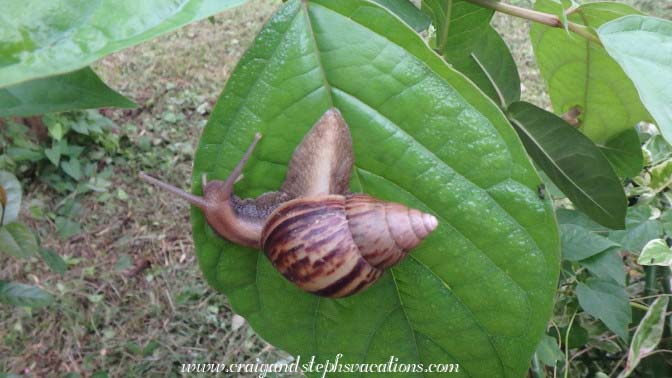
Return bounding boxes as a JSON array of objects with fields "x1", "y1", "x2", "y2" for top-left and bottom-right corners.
[{"x1": 1, "y1": 0, "x2": 671, "y2": 377}]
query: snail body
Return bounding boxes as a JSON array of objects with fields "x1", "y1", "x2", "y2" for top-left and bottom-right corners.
[{"x1": 140, "y1": 108, "x2": 438, "y2": 298}]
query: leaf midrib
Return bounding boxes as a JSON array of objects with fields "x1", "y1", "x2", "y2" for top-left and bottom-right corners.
[{"x1": 508, "y1": 115, "x2": 613, "y2": 218}]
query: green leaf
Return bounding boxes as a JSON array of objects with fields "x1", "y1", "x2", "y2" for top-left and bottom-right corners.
[
  {"x1": 0, "y1": 67, "x2": 136, "y2": 117},
  {"x1": 644, "y1": 134, "x2": 672, "y2": 166},
  {"x1": 609, "y1": 206, "x2": 663, "y2": 252},
  {"x1": 535, "y1": 334, "x2": 564, "y2": 367},
  {"x1": 556, "y1": 208, "x2": 609, "y2": 233},
  {"x1": 0, "y1": 170, "x2": 22, "y2": 225},
  {"x1": 38, "y1": 248, "x2": 68, "y2": 275},
  {"x1": 561, "y1": 224, "x2": 619, "y2": 261},
  {"x1": 457, "y1": 27, "x2": 520, "y2": 108},
  {"x1": 649, "y1": 159, "x2": 672, "y2": 194},
  {"x1": 6, "y1": 147, "x2": 43, "y2": 162},
  {"x1": 531, "y1": 1, "x2": 651, "y2": 143},
  {"x1": 191, "y1": 1, "x2": 560, "y2": 377},
  {"x1": 508, "y1": 101, "x2": 626, "y2": 229},
  {"x1": 599, "y1": 16, "x2": 672, "y2": 144},
  {"x1": 0, "y1": 222, "x2": 38, "y2": 259},
  {"x1": 61, "y1": 159, "x2": 82, "y2": 180},
  {"x1": 115, "y1": 253, "x2": 133, "y2": 271},
  {"x1": 637, "y1": 239, "x2": 672, "y2": 267},
  {"x1": 0, "y1": 0, "x2": 246, "y2": 88},
  {"x1": 0, "y1": 281, "x2": 54, "y2": 308},
  {"x1": 598, "y1": 128, "x2": 643, "y2": 178},
  {"x1": 576, "y1": 279, "x2": 632, "y2": 341},
  {"x1": 579, "y1": 249, "x2": 626, "y2": 286},
  {"x1": 422, "y1": 0, "x2": 492, "y2": 55},
  {"x1": 423, "y1": 1, "x2": 520, "y2": 106},
  {"x1": 370, "y1": 0, "x2": 430, "y2": 32},
  {"x1": 44, "y1": 145, "x2": 61, "y2": 167},
  {"x1": 55, "y1": 217, "x2": 81, "y2": 240},
  {"x1": 620, "y1": 296, "x2": 669, "y2": 378}
]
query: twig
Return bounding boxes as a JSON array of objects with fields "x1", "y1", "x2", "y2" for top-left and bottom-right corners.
[{"x1": 464, "y1": 0, "x2": 602, "y2": 46}]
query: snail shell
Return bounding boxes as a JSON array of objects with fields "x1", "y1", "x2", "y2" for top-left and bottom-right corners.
[
  {"x1": 262, "y1": 194, "x2": 437, "y2": 297},
  {"x1": 139, "y1": 108, "x2": 438, "y2": 298}
]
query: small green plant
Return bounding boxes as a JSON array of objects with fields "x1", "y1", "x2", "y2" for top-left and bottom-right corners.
[
  {"x1": 0, "y1": 110, "x2": 117, "y2": 194},
  {"x1": 0, "y1": 170, "x2": 65, "y2": 308}
]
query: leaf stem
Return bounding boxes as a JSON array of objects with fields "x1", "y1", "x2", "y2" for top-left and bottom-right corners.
[
  {"x1": 530, "y1": 353, "x2": 545, "y2": 378},
  {"x1": 563, "y1": 309, "x2": 578, "y2": 378},
  {"x1": 463, "y1": 0, "x2": 602, "y2": 46},
  {"x1": 630, "y1": 301, "x2": 650, "y2": 312}
]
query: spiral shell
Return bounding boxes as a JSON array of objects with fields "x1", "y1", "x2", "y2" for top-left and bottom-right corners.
[{"x1": 260, "y1": 194, "x2": 438, "y2": 298}]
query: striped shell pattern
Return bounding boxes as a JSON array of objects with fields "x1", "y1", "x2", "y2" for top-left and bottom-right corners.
[{"x1": 261, "y1": 194, "x2": 438, "y2": 298}]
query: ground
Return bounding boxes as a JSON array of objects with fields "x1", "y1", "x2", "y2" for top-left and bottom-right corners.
[{"x1": 1, "y1": 0, "x2": 670, "y2": 377}]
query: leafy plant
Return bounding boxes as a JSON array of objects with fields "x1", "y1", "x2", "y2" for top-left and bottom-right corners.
[{"x1": 0, "y1": 171, "x2": 60, "y2": 308}]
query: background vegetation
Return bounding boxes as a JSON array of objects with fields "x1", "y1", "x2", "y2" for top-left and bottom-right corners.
[{"x1": 1, "y1": 0, "x2": 671, "y2": 377}]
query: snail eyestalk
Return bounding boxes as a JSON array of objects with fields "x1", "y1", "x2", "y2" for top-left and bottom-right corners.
[
  {"x1": 139, "y1": 172, "x2": 208, "y2": 209},
  {"x1": 223, "y1": 132, "x2": 262, "y2": 194}
]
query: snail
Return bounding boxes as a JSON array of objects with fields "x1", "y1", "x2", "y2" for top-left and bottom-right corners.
[{"x1": 139, "y1": 108, "x2": 438, "y2": 298}]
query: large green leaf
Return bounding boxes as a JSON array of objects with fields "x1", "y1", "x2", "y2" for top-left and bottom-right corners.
[
  {"x1": 530, "y1": 0, "x2": 651, "y2": 143},
  {"x1": 508, "y1": 101, "x2": 626, "y2": 229},
  {"x1": 599, "y1": 16, "x2": 672, "y2": 144},
  {"x1": 190, "y1": 1, "x2": 559, "y2": 377},
  {"x1": 0, "y1": 67, "x2": 136, "y2": 117},
  {"x1": 0, "y1": 0, "x2": 246, "y2": 88},
  {"x1": 0, "y1": 281, "x2": 54, "y2": 308},
  {"x1": 423, "y1": 1, "x2": 520, "y2": 107}
]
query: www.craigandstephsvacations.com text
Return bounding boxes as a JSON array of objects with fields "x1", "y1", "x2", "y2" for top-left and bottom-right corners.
[{"x1": 180, "y1": 355, "x2": 459, "y2": 376}]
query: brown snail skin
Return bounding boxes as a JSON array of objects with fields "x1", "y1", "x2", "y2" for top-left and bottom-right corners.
[{"x1": 139, "y1": 108, "x2": 438, "y2": 298}]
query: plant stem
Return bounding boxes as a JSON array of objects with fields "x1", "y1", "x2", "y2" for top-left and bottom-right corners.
[
  {"x1": 630, "y1": 301, "x2": 649, "y2": 312},
  {"x1": 645, "y1": 265, "x2": 658, "y2": 304},
  {"x1": 530, "y1": 353, "x2": 545, "y2": 378},
  {"x1": 464, "y1": 0, "x2": 602, "y2": 46},
  {"x1": 563, "y1": 309, "x2": 578, "y2": 378}
]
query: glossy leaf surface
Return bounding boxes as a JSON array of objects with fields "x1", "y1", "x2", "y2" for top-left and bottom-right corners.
[
  {"x1": 190, "y1": 1, "x2": 560, "y2": 376},
  {"x1": 599, "y1": 16, "x2": 672, "y2": 144},
  {"x1": 0, "y1": 0, "x2": 245, "y2": 87},
  {"x1": 530, "y1": 0, "x2": 651, "y2": 143},
  {"x1": 0, "y1": 68, "x2": 136, "y2": 117},
  {"x1": 508, "y1": 101, "x2": 626, "y2": 229}
]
